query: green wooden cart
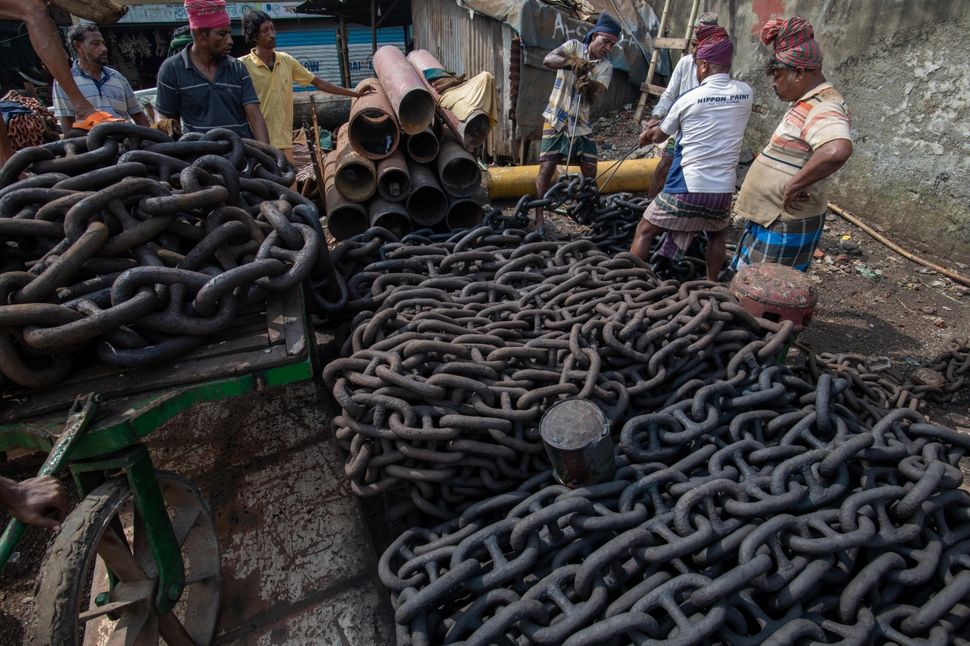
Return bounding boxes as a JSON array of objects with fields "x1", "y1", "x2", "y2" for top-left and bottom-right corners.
[{"x1": 0, "y1": 287, "x2": 316, "y2": 644}]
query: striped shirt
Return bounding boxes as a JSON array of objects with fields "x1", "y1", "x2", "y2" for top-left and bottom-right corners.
[
  {"x1": 541, "y1": 40, "x2": 612, "y2": 136},
  {"x1": 156, "y1": 44, "x2": 259, "y2": 137},
  {"x1": 735, "y1": 82, "x2": 851, "y2": 226},
  {"x1": 52, "y1": 63, "x2": 143, "y2": 120}
]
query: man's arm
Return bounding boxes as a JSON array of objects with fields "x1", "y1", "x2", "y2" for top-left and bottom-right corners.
[
  {"x1": 310, "y1": 77, "x2": 358, "y2": 98},
  {"x1": 651, "y1": 56, "x2": 689, "y2": 122},
  {"x1": 783, "y1": 139, "x2": 853, "y2": 212},
  {"x1": 638, "y1": 123, "x2": 669, "y2": 146},
  {"x1": 132, "y1": 112, "x2": 150, "y2": 127},
  {"x1": 245, "y1": 102, "x2": 270, "y2": 144},
  {"x1": 543, "y1": 43, "x2": 590, "y2": 74},
  {"x1": 0, "y1": 475, "x2": 68, "y2": 530}
]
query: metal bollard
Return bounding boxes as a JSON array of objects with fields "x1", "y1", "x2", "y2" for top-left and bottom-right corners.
[{"x1": 539, "y1": 399, "x2": 615, "y2": 487}]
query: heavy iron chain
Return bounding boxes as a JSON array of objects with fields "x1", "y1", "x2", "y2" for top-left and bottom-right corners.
[
  {"x1": 378, "y1": 365, "x2": 970, "y2": 644},
  {"x1": 484, "y1": 172, "x2": 716, "y2": 281},
  {"x1": 0, "y1": 122, "x2": 339, "y2": 389},
  {"x1": 324, "y1": 225, "x2": 795, "y2": 521},
  {"x1": 794, "y1": 338, "x2": 970, "y2": 426}
]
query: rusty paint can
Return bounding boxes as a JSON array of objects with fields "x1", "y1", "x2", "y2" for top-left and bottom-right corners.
[
  {"x1": 539, "y1": 399, "x2": 614, "y2": 488},
  {"x1": 730, "y1": 262, "x2": 818, "y2": 329}
]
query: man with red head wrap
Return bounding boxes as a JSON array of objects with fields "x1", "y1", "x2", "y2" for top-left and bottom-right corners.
[
  {"x1": 630, "y1": 26, "x2": 752, "y2": 281},
  {"x1": 731, "y1": 17, "x2": 852, "y2": 272},
  {"x1": 155, "y1": 0, "x2": 270, "y2": 143}
]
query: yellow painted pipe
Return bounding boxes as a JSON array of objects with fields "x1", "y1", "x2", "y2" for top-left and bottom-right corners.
[{"x1": 486, "y1": 157, "x2": 659, "y2": 199}]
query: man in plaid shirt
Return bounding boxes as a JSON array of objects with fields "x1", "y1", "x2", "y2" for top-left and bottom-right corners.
[{"x1": 533, "y1": 13, "x2": 620, "y2": 233}]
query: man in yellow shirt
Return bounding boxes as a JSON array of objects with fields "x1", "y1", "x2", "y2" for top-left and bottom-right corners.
[{"x1": 239, "y1": 10, "x2": 364, "y2": 163}]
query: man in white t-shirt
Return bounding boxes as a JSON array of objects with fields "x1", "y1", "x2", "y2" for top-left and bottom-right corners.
[
  {"x1": 645, "y1": 11, "x2": 719, "y2": 198},
  {"x1": 630, "y1": 25, "x2": 753, "y2": 281}
]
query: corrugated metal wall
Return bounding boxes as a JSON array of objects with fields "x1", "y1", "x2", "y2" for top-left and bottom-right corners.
[
  {"x1": 411, "y1": 0, "x2": 515, "y2": 157},
  {"x1": 276, "y1": 28, "x2": 342, "y2": 88},
  {"x1": 277, "y1": 25, "x2": 407, "y2": 92}
]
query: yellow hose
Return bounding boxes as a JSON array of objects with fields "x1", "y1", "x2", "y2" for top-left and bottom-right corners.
[{"x1": 486, "y1": 158, "x2": 659, "y2": 199}]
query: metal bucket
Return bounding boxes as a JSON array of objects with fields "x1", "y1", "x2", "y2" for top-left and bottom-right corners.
[{"x1": 539, "y1": 399, "x2": 614, "y2": 487}]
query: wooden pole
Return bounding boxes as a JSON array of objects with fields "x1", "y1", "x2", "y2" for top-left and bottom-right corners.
[
  {"x1": 371, "y1": 0, "x2": 378, "y2": 54},
  {"x1": 828, "y1": 202, "x2": 970, "y2": 287},
  {"x1": 338, "y1": 17, "x2": 351, "y2": 88}
]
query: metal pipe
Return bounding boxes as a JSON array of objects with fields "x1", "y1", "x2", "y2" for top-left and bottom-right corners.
[
  {"x1": 376, "y1": 149, "x2": 411, "y2": 202},
  {"x1": 445, "y1": 195, "x2": 485, "y2": 230},
  {"x1": 348, "y1": 78, "x2": 400, "y2": 161},
  {"x1": 485, "y1": 158, "x2": 660, "y2": 199},
  {"x1": 406, "y1": 160, "x2": 448, "y2": 227},
  {"x1": 405, "y1": 127, "x2": 439, "y2": 163},
  {"x1": 406, "y1": 49, "x2": 480, "y2": 149},
  {"x1": 369, "y1": 198, "x2": 412, "y2": 239},
  {"x1": 323, "y1": 151, "x2": 368, "y2": 241},
  {"x1": 436, "y1": 134, "x2": 482, "y2": 197},
  {"x1": 373, "y1": 46, "x2": 436, "y2": 135},
  {"x1": 458, "y1": 109, "x2": 490, "y2": 150},
  {"x1": 334, "y1": 124, "x2": 377, "y2": 202}
]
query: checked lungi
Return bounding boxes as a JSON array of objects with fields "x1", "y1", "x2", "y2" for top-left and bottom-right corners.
[
  {"x1": 644, "y1": 191, "x2": 732, "y2": 258},
  {"x1": 730, "y1": 213, "x2": 825, "y2": 272},
  {"x1": 539, "y1": 122, "x2": 598, "y2": 165}
]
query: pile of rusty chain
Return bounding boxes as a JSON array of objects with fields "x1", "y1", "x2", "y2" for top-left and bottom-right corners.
[
  {"x1": 484, "y1": 173, "x2": 714, "y2": 281},
  {"x1": 0, "y1": 122, "x2": 332, "y2": 389},
  {"x1": 323, "y1": 225, "x2": 794, "y2": 519},
  {"x1": 379, "y1": 366, "x2": 970, "y2": 644},
  {"x1": 795, "y1": 336, "x2": 970, "y2": 424}
]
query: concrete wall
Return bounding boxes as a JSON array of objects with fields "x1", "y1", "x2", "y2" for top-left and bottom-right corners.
[{"x1": 658, "y1": 0, "x2": 970, "y2": 261}]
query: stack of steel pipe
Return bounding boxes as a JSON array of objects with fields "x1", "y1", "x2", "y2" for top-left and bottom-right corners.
[{"x1": 321, "y1": 50, "x2": 486, "y2": 242}]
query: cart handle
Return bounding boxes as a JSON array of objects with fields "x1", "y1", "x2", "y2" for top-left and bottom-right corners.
[{"x1": 0, "y1": 393, "x2": 100, "y2": 570}]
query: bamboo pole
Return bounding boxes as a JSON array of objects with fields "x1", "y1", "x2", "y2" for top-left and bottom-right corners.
[{"x1": 828, "y1": 201, "x2": 970, "y2": 287}]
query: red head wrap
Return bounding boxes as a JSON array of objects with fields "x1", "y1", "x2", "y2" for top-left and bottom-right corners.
[
  {"x1": 694, "y1": 25, "x2": 733, "y2": 67},
  {"x1": 185, "y1": 0, "x2": 230, "y2": 31},
  {"x1": 760, "y1": 17, "x2": 823, "y2": 69}
]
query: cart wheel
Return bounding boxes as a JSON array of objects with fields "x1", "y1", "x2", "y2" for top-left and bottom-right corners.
[{"x1": 30, "y1": 472, "x2": 222, "y2": 645}]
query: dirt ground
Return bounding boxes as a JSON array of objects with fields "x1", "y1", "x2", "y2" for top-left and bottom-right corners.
[{"x1": 2, "y1": 106, "x2": 968, "y2": 641}]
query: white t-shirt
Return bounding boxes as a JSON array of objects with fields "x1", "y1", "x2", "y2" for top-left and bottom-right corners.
[{"x1": 659, "y1": 73, "x2": 754, "y2": 194}]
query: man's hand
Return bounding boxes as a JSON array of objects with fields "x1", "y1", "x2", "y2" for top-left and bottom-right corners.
[
  {"x1": 1, "y1": 476, "x2": 68, "y2": 531},
  {"x1": 353, "y1": 85, "x2": 376, "y2": 99},
  {"x1": 569, "y1": 57, "x2": 595, "y2": 75},
  {"x1": 782, "y1": 184, "x2": 811, "y2": 212},
  {"x1": 637, "y1": 121, "x2": 667, "y2": 146}
]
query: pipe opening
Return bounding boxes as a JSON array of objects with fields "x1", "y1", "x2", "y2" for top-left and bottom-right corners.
[
  {"x1": 407, "y1": 186, "x2": 448, "y2": 226},
  {"x1": 446, "y1": 199, "x2": 484, "y2": 230},
  {"x1": 335, "y1": 162, "x2": 376, "y2": 202},
  {"x1": 349, "y1": 109, "x2": 399, "y2": 158},
  {"x1": 398, "y1": 91, "x2": 436, "y2": 135},
  {"x1": 372, "y1": 212, "x2": 412, "y2": 239},
  {"x1": 440, "y1": 157, "x2": 482, "y2": 196},
  {"x1": 327, "y1": 204, "x2": 368, "y2": 241},
  {"x1": 460, "y1": 112, "x2": 490, "y2": 149},
  {"x1": 378, "y1": 169, "x2": 411, "y2": 202},
  {"x1": 406, "y1": 130, "x2": 440, "y2": 163}
]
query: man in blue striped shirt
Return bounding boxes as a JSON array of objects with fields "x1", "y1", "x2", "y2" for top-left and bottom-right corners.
[
  {"x1": 155, "y1": 2, "x2": 269, "y2": 143},
  {"x1": 52, "y1": 25, "x2": 150, "y2": 132}
]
